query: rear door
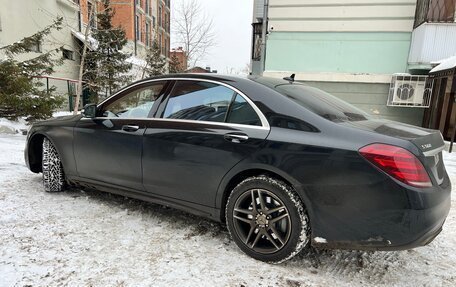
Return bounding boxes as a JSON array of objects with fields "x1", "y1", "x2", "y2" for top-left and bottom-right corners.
[
  {"x1": 142, "y1": 79, "x2": 270, "y2": 207},
  {"x1": 73, "y1": 81, "x2": 170, "y2": 191}
]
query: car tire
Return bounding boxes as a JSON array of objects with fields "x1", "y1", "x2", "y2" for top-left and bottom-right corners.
[
  {"x1": 226, "y1": 175, "x2": 310, "y2": 263},
  {"x1": 42, "y1": 137, "x2": 66, "y2": 192}
]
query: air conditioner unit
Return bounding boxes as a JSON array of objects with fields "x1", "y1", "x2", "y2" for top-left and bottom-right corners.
[{"x1": 388, "y1": 74, "x2": 431, "y2": 107}]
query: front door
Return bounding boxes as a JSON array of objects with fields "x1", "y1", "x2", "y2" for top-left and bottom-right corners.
[{"x1": 73, "y1": 81, "x2": 169, "y2": 191}]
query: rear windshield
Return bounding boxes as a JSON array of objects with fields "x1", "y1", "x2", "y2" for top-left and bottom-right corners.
[{"x1": 274, "y1": 84, "x2": 370, "y2": 122}]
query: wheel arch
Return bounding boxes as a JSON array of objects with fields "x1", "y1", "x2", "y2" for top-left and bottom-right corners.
[
  {"x1": 27, "y1": 133, "x2": 46, "y2": 173},
  {"x1": 27, "y1": 132, "x2": 63, "y2": 173},
  {"x1": 216, "y1": 165, "x2": 314, "y2": 225}
]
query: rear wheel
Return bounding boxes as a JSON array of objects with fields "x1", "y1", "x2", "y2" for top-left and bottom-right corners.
[
  {"x1": 226, "y1": 176, "x2": 310, "y2": 263},
  {"x1": 42, "y1": 138, "x2": 66, "y2": 192}
]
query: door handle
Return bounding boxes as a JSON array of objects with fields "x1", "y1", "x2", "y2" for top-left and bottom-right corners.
[
  {"x1": 122, "y1": 125, "x2": 140, "y2": 132},
  {"x1": 224, "y1": 133, "x2": 249, "y2": 143}
]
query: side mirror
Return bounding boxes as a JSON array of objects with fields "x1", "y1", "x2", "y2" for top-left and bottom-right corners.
[{"x1": 82, "y1": 104, "x2": 97, "y2": 118}]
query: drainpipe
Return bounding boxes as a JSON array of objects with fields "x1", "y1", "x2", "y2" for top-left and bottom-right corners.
[
  {"x1": 133, "y1": 0, "x2": 137, "y2": 56},
  {"x1": 260, "y1": 0, "x2": 269, "y2": 76}
]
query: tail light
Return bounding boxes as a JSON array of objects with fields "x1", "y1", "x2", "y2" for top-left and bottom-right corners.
[{"x1": 359, "y1": 143, "x2": 432, "y2": 188}]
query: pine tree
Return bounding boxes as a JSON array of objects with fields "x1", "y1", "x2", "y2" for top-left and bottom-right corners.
[
  {"x1": 0, "y1": 17, "x2": 64, "y2": 120},
  {"x1": 84, "y1": 0, "x2": 132, "y2": 102},
  {"x1": 169, "y1": 53, "x2": 183, "y2": 74},
  {"x1": 143, "y1": 40, "x2": 167, "y2": 78}
]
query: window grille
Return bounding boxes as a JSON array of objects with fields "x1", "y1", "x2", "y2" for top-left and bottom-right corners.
[
  {"x1": 387, "y1": 74, "x2": 433, "y2": 108},
  {"x1": 415, "y1": 0, "x2": 456, "y2": 28}
]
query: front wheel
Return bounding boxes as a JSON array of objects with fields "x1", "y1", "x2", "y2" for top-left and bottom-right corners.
[
  {"x1": 42, "y1": 138, "x2": 66, "y2": 192},
  {"x1": 226, "y1": 176, "x2": 310, "y2": 263}
]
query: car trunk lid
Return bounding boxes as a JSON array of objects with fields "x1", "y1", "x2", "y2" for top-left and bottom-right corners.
[{"x1": 344, "y1": 119, "x2": 446, "y2": 185}]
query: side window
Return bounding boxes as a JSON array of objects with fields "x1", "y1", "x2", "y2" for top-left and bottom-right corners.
[
  {"x1": 163, "y1": 81, "x2": 235, "y2": 122},
  {"x1": 103, "y1": 82, "x2": 166, "y2": 118},
  {"x1": 227, "y1": 94, "x2": 261, "y2": 126}
]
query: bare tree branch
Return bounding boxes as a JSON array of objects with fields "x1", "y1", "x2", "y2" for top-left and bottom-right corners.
[
  {"x1": 172, "y1": 0, "x2": 216, "y2": 68},
  {"x1": 73, "y1": 5, "x2": 95, "y2": 114}
]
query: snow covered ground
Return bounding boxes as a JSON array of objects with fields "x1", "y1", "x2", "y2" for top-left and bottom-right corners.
[{"x1": 0, "y1": 133, "x2": 455, "y2": 287}]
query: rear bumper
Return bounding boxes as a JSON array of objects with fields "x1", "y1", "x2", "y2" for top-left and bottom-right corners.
[{"x1": 302, "y1": 174, "x2": 451, "y2": 251}]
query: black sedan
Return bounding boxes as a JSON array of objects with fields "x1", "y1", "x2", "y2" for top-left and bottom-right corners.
[{"x1": 25, "y1": 74, "x2": 451, "y2": 263}]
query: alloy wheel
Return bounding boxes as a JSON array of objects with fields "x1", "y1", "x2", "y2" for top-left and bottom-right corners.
[{"x1": 232, "y1": 188, "x2": 291, "y2": 254}]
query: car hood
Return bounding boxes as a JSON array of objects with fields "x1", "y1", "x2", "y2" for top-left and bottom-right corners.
[{"x1": 33, "y1": 114, "x2": 82, "y2": 127}]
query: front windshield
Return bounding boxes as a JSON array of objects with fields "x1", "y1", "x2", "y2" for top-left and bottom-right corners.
[{"x1": 275, "y1": 84, "x2": 370, "y2": 122}]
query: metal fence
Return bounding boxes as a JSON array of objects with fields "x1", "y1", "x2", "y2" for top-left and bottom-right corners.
[
  {"x1": 415, "y1": 0, "x2": 456, "y2": 28},
  {"x1": 34, "y1": 76, "x2": 89, "y2": 111}
]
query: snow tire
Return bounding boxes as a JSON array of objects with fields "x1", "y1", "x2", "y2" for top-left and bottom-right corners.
[
  {"x1": 226, "y1": 175, "x2": 310, "y2": 264},
  {"x1": 42, "y1": 137, "x2": 65, "y2": 192}
]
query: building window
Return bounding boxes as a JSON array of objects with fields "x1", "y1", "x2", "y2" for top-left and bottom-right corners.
[
  {"x1": 30, "y1": 41, "x2": 42, "y2": 53},
  {"x1": 415, "y1": 0, "x2": 456, "y2": 28},
  {"x1": 152, "y1": 16, "x2": 156, "y2": 28},
  {"x1": 146, "y1": 0, "x2": 150, "y2": 15},
  {"x1": 162, "y1": 39, "x2": 165, "y2": 55},
  {"x1": 251, "y1": 22, "x2": 262, "y2": 60},
  {"x1": 135, "y1": 0, "x2": 140, "y2": 6},
  {"x1": 62, "y1": 48, "x2": 74, "y2": 60},
  {"x1": 159, "y1": 33, "x2": 162, "y2": 54},
  {"x1": 146, "y1": 22, "x2": 150, "y2": 47},
  {"x1": 136, "y1": 15, "x2": 141, "y2": 42},
  {"x1": 158, "y1": 5, "x2": 162, "y2": 28}
]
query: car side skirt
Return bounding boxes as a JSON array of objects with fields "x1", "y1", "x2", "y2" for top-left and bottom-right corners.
[{"x1": 67, "y1": 176, "x2": 221, "y2": 221}]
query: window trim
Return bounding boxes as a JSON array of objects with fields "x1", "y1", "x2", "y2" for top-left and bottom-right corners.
[
  {"x1": 94, "y1": 78, "x2": 270, "y2": 129},
  {"x1": 97, "y1": 80, "x2": 170, "y2": 119},
  {"x1": 135, "y1": 15, "x2": 141, "y2": 42},
  {"x1": 160, "y1": 80, "x2": 237, "y2": 124},
  {"x1": 158, "y1": 79, "x2": 268, "y2": 128}
]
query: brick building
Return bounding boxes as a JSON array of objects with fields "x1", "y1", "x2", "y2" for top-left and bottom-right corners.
[
  {"x1": 170, "y1": 47, "x2": 188, "y2": 71},
  {"x1": 79, "y1": 0, "x2": 171, "y2": 60}
]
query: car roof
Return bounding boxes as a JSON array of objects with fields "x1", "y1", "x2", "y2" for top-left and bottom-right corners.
[
  {"x1": 133, "y1": 73, "x2": 296, "y2": 87},
  {"x1": 138, "y1": 73, "x2": 246, "y2": 83}
]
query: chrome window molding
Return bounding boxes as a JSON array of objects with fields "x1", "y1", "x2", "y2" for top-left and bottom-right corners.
[
  {"x1": 96, "y1": 77, "x2": 270, "y2": 129},
  {"x1": 80, "y1": 117, "x2": 270, "y2": 131}
]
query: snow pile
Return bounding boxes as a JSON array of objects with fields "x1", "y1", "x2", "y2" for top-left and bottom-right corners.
[
  {"x1": 0, "y1": 112, "x2": 76, "y2": 134},
  {"x1": 430, "y1": 56, "x2": 456, "y2": 74},
  {"x1": 0, "y1": 118, "x2": 28, "y2": 134},
  {"x1": 0, "y1": 135, "x2": 455, "y2": 286},
  {"x1": 71, "y1": 30, "x2": 99, "y2": 51}
]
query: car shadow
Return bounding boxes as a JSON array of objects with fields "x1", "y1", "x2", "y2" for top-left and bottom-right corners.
[{"x1": 60, "y1": 186, "x2": 414, "y2": 284}]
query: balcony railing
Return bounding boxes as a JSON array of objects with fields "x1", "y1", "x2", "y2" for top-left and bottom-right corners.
[{"x1": 415, "y1": 0, "x2": 456, "y2": 28}]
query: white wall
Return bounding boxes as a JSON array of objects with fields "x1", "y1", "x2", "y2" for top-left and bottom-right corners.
[
  {"x1": 409, "y1": 23, "x2": 456, "y2": 64},
  {"x1": 267, "y1": 0, "x2": 417, "y2": 32},
  {"x1": 0, "y1": 0, "x2": 81, "y2": 98}
]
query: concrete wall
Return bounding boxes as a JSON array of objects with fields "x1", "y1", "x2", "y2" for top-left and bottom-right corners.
[
  {"x1": 303, "y1": 81, "x2": 425, "y2": 125},
  {"x1": 265, "y1": 32, "x2": 412, "y2": 74}
]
